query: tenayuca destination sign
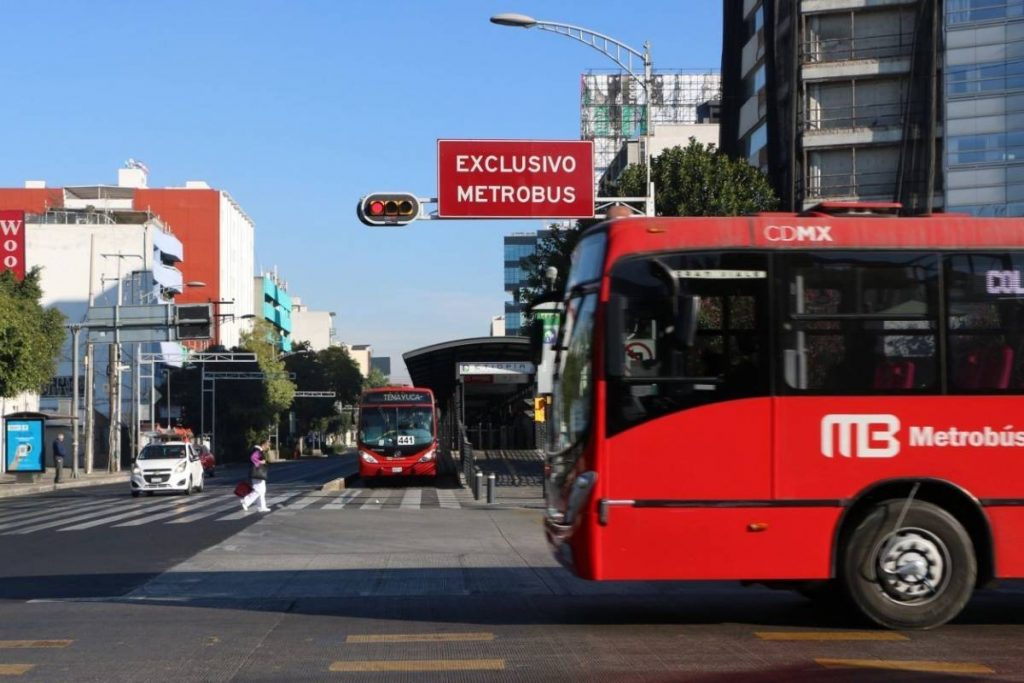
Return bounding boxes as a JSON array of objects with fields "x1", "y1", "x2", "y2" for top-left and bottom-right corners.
[{"x1": 437, "y1": 139, "x2": 594, "y2": 219}]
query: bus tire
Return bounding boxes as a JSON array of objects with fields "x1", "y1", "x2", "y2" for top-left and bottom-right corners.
[{"x1": 841, "y1": 499, "x2": 975, "y2": 630}]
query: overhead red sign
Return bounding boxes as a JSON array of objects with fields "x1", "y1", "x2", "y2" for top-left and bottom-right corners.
[
  {"x1": 0, "y1": 210, "x2": 25, "y2": 281},
  {"x1": 437, "y1": 139, "x2": 594, "y2": 219}
]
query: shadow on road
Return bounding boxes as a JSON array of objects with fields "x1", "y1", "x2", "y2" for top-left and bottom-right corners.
[{"x1": 3, "y1": 567, "x2": 1022, "y2": 631}]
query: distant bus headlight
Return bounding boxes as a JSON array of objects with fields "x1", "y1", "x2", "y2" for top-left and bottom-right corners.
[
  {"x1": 360, "y1": 451, "x2": 378, "y2": 464},
  {"x1": 417, "y1": 449, "x2": 435, "y2": 463}
]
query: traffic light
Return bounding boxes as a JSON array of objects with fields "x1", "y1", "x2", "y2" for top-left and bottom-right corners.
[
  {"x1": 175, "y1": 303, "x2": 212, "y2": 340},
  {"x1": 357, "y1": 192, "x2": 420, "y2": 226}
]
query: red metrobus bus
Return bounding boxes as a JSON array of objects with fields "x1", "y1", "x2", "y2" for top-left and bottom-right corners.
[
  {"x1": 543, "y1": 203, "x2": 1024, "y2": 629},
  {"x1": 357, "y1": 387, "x2": 438, "y2": 478}
]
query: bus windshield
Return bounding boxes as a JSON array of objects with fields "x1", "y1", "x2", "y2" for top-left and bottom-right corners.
[
  {"x1": 550, "y1": 293, "x2": 598, "y2": 453},
  {"x1": 358, "y1": 406, "x2": 434, "y2": 449}
]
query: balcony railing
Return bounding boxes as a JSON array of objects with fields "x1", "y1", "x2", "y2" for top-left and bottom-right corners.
[
  {"x1": 803, "y1": 100, "x2": 905, "y2": 131},
  {"x1": 805, "y1": 168, "x2": 899, "y2": 200},
  {"x1": 802, "y1": 31, "x2": 914, "y2": 65}
]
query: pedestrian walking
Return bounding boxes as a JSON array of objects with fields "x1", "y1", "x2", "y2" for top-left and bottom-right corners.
[
  {"x1": 52, "y1": 432, "x2": 68, "y2": 484},
  {"x1": 240, "y1": 439, "x2": 271, "y2": 512}
]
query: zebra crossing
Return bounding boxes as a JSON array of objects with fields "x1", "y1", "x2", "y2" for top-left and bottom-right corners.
[{"x1": 0, "y1": 485, "x2": 468, "y2": 535}]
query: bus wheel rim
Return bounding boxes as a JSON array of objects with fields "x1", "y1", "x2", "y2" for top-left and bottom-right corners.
[{"x1": 874, "y1": 527, "x2": 950, "y2": 605}]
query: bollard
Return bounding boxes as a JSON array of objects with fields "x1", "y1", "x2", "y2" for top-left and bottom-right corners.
[
  {"x1": 487, "y1": 473, "x2": 496, "y2": 504},
  {"x1": 474, "y1": 470, "x2": 483, "y2": 500}
]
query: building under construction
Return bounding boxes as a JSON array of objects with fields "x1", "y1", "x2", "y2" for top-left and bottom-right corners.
[{"x1": 581, "y1": 70, "x2": 722, "y2": 184}]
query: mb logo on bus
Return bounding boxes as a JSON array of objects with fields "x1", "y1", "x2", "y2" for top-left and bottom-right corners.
[{"x1": 821, "y1": 414, "x2": 901, "y2": 459}]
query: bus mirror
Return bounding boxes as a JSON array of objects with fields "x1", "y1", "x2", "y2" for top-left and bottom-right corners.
[{"x1": 675, "y1": 295, "x2": 700, "y2": 347}]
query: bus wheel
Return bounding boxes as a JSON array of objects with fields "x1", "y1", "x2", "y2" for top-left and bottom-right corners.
[{"x1": 842, "y1": 499, "x2": 975, "y2": 630}]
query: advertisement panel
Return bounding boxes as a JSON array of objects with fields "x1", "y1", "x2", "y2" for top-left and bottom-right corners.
[
  {"x1": 0, "y1": 209, "x2": 26, "y2": 281},
  {"x1": 437, "y1": 140, "x2": 594, "y2": 219},
  {"x1": 4, "y1": 416, "x2": 44, "y2": 473}
]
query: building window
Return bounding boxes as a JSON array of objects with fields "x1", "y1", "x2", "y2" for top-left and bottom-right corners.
[
  {"x1": 948, "y1": 59, "x2": 1024, "y2": 95},
  {"x1": 948, "y1": 0, "x2": 1024, "y2": 24}
]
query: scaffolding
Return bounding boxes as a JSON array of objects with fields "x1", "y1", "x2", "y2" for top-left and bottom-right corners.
[{"x1": 581, "y1": 69, "x2": 722, "y2": 183}]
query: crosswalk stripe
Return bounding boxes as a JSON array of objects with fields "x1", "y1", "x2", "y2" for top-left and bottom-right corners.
[
  {"x1": 322, "y1": 490, "x2": 361, "y2": 509},
  {"x1": 58, "y1": 496, "x2": 187, "y2": 531},
  {"x1": 215, "y1": 491, "x2": 305, "y2": 521},
  {"x1": 166, "y1": 497, "x2": 248, "y2": 524},
  {"x1": 0, "y1": 499, "x2": 83, "y2": 526},
  {"x1": 435, "y1": 489, "x2": 460, "y2": 509},
  {"x1": 3, "y1": 498, "x2": 141, "y2": 535},
  {"x1": 285, "y1": 492, "x2": 329, "y2": 510},
  {"x1": 114, "y1": 495, "x2": 231, "y2": 527},
  {"x1": 400, "y1": 489, "x2": 422, "y2": 510},
  {"x1": 359, "y1": 493, "x2": 384, "y2": 510}
]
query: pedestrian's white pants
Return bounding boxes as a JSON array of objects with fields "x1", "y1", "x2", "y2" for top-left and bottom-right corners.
[{"x1": 242, "y1": 480, "x2": 267, "y2": 509}]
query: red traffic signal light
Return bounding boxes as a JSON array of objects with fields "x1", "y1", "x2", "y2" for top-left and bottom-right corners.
[{"x1": 357, "y1": 193, "x2": 420, "y2": 226}]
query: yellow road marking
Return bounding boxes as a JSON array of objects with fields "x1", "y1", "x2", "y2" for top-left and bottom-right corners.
[
  {"x1": 756, "y1": 631, "x2": 908, "y2": 641},
  {"x1": 0, "y1": 665, "x2": 33, "y2": 676},
  {"x1": 817, "y1": 658, "x2": 994, "y2": 674},
  {"x1": 329, "y1": 659, "x2": 506, "y2": 672},
  {"x1": 0, "y1": 640, "x2": 72, "y2": 649},
  {"x1": 346, "y1": 632, "x2": 494, "y2": 643}
]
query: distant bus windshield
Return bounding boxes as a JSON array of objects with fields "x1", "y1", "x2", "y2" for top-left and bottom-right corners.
[{"x1": 358, "y1": 405, "x2": 434, "y2": 448}]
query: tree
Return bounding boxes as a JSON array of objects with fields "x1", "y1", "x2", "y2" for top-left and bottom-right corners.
[
  {"x1": 0, "y1": 268, "x2": 65, "y2": 398},
  {"x1": 514, "y1": 140, "x2": 780, "y2": 322},
  {"x1": 616, "y1": 138, "x2": 779, "y2": 216},
  {"x1": 283, "y1": 343, "x2": 363, "y2": 439},
  {"x1": 363, "y1": 367, "x2": 389, "y2": 389},
  {"x1": 206, "y1": 320, "x2": 295, "y2": 458}
]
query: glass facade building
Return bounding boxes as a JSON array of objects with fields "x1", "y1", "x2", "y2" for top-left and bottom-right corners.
[
  {"x1": 945, "y1": 0, "x2": 1024, "y2": 216},
  {"x1": 503, "y1": 231, "x2": 552, "y2": 336}
]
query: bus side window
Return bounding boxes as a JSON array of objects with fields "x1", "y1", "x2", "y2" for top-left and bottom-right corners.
[
  {"x1": 781, "y1": 252, "x2": 939, "y2": 394},
  {"x1": 946, "y1": 253, "x2": 1024, "y2": 392},
  {"x1": 607, "y1": 251, "x2": 770, "y2": 436}
]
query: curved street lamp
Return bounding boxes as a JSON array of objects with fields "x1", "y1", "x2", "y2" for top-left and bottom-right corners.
[{"x1": 491, "y1": 12, "x2": 655, "y2": 216}]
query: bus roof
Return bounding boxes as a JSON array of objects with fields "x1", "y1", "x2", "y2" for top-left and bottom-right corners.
[{"x1": 597, "y1": 210, "x2": 1024, "y2": 268}]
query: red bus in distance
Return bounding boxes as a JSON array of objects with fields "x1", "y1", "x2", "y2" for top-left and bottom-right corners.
[
  {"x1": 543, "y1": 202, "x2": 1024, "y2": 629},
  {"x1": 357, "y1": 387, "x2": 438, "y2": 478}
]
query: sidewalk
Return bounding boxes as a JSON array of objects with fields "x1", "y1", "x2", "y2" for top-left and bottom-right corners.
[{"x1": 0, "y1": 469, "x2": 129, "y2": 499}]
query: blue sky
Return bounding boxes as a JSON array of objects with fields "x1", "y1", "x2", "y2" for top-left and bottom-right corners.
[{"x1": 1, "y1": 1, "x2": 723, "y2": 383}]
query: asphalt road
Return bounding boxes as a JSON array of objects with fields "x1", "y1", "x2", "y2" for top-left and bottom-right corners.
[{"x1": 1, "y1": 455, "x2": 1023, "y2": 682}]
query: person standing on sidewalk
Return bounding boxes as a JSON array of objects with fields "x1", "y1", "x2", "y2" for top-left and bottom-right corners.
[
  {"x1": 52, "y1": 432, "x2": 68, "y2": 484},
  {"x1": 240, "y1": 439, "x2": 271, "y2": 512}
]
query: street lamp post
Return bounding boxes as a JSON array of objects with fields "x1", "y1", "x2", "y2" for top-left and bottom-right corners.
[
  {"x1": 100, "y1": 252, "x2": 145, "y2": 472},
  {"x1": 491, "y1": 12, "x2": 655, "y2": 217}
]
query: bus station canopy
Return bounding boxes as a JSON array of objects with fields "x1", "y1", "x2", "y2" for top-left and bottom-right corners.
[{"x1": 403, "y1": 336, "x2": 533, "y2": 408}]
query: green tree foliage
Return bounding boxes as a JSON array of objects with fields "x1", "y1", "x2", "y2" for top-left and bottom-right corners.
[
  {"x1": 514, "y1": 141, "x2": 780, "y2": 326},
  {"x1": 194, "y1": 320, "x2": 295, "y2": 458},
  {"x1": 0, "y1": 268, "x2": 66, "y2": 398},
  {"x1": 363, "y1": 367, "x2": 389, "y2": 389},
  {"x1": 284, "y1": 342, "x2": 363, "y2": 437},
  {"x1": 616, "y1": 138, "x2": 779, "y2": 216}
]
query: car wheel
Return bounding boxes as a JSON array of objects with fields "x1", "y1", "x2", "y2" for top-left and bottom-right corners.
[
  {"x1": 197, "y1": 476, "x2": 204, "y2": 493},
  {"x1": 131, "y1": 491, "x2": 140, "y2": 498},
  {"x1": 184, "y1": 477, "x2": 193, "y2": 496},
  {"x1": 842, "y1": 499, "x2": 975, "y2": 630}
]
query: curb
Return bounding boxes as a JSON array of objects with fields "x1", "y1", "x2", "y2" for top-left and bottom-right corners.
[
  {"x1": 319, "y1": 471, "x2": 359, "y2": 492},
  {"x1": 0, "y1": 473, "x2": 129, "y2": 499}
]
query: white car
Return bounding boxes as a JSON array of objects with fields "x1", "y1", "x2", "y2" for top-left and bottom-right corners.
[{"x1": 130, "y1": 440, "x2": 205, "y2": 497}]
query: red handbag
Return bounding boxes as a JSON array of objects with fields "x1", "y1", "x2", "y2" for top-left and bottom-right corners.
[{"x1": 234, "y1": 481, "x2": 253, "y2": 497}]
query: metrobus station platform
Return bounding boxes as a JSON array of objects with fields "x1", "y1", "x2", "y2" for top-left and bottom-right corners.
[
  {"x1": 401, "y1": 336, "x2": 548, "y2": 507},
  {"x1": 461, "y1": 448, "x2": 545, "y2": 508}
]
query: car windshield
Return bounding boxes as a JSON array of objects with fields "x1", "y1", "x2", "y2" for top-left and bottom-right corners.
[{"x1": 138, "y1": 444, "x2": 187, "y2": 460}]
